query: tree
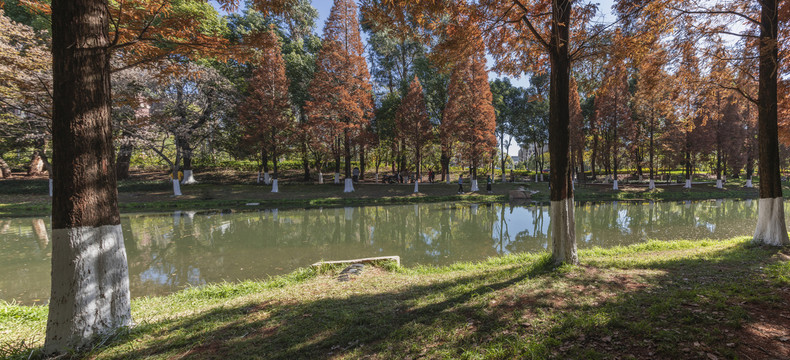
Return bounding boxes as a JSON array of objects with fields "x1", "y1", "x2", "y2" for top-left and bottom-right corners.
[
  {"x1": 45, "y1": 0, "x2": 130, "y2": 352},
  {"x1": 363, "y1": 0, "x2": 607, "y2": 264},
  {"x1": 596, "y1": 57, "x2": 632, "y2": 190},
  {"x1": 632, "y1": 45, "x2": 672, "y2": 188},
  {"x1": 627, "y1": 0, "x2": 789, "y2": 244},
  {"x1": 395, "y1": 76, "x2": 432, "y2": 177},
  {"x1": 0, "y1": 9, "x2": 52, "y2": 178},
  {"x1": 306, "y1": 0, "x2": 374, "y2": 188},
  {"x1": 491, "y1": 78, "x2": 521, "y2": 181},
  {"x1": 569, "y1": 77, "x2": 585, "y2": 182},
  {"x1": 238, "y1": 28, "x2": 293, "y2": 181},
  {"x1": 452, "y1": 50, "x2": 497, "y2": 182},
  {"x1": 42, "y1": 0, "x2": 294, "y2": 353}
]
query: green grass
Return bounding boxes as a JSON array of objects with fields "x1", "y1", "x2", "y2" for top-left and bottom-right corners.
[{"x1": 2, "y1": 237, "x2": 789, "y2": 359}]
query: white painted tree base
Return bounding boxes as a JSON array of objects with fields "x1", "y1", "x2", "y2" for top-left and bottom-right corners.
[
  {"x1": 257, "y1": 171, "x2": 261, "y2": 183},
  {"x1": 181, "y1": 170, "x2": 197, "y2": 185},
  {"x1": 716, "y1": 179, "x2": 723, "y2": 189},
  {"x1": 502, "y1": 174, "x2": 506, "y2": 183},
  {"x1": 45, "y1": 224, "x2": 132, "y2": 353},
  {"x1": 263, "y1": 173, "x2": 271, "y2": 186},
  {"x1": 613, "y1": 180, "x2": 619, "y2": 190},
  {"x1": 334, "y1": 173, "x2": 340, "y2": 184},
  {"x1": 753, "y1": 197, "x2": 790, "y2": 246},
  {"x1": 172, "y1": 179, "x2": 182, "y2": 196},
  {"x1": 318, "y1": 172, "x2": 324, "y2": 184},
  {"x1": 471, "y1": 180, "x2": 479, "y2": 191},
  {"x1": 375, "y1": 173, "x2": 379, "y2": 183},
  {"x1": 271, "y1": 179, "x2": 279, "y2": 193},
  {"x1": 550, "y1": 198, "x2": 578, "y2": 265},
  {"x1": 535, "y1": 174, "x2": 539, "y2": 182},
  {"x1": 344, "y1": 178, "x2": 354, "y2": 192},
  {"x1": 539, "y1": 174, "x2": 544, "y2": 182},
  {"x1": 649, "y1": 180, "x2": 655, "y2": 190},
  {"x1": 684, "y1": 180, "x2": 692, "y2": 189},
  {"x1": 414, "y1": 180, "x2": 419, "y2": 193},
  {"x1": 746, "y1": 179, "x2": 753, "y2": 188},
  {"x1": 49, "y1": 178, "x2": 53, "y2": 197}
]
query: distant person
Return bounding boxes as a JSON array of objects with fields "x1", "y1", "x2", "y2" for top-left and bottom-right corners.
[
  {"x1": 457, "y1": 175, "x2": 464, "y2": 194},
  {"x1": 486, "y1": 175, "x2": 493, "y2": 193},
  {"x1": 352, "y1": 167, "x2": 360, "y2": 183},
  {"x1": 428, "y1": 169, "x2": 434, "y2": 183},
  {"x1": 510, "y1": 170, "x2": 515, "y2": 183}
]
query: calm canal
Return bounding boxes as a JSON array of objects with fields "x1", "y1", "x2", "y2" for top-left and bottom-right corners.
[{"x1": 0, "y1": 199, "x2": 768, "y2": 304}]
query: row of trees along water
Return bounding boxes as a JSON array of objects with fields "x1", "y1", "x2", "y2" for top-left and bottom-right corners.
[
  {"x1": 0, "y1": 0, "x2": 789, "y2": 355},
  {"x1": 3, "y1": 1, "x2": 789, "y2": 187}
]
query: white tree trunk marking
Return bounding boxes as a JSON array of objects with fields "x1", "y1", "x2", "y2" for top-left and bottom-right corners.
[
  {"x1": 344, "y1": 178, "x2": 354, "y2": 192},
  {"x1": 551, "y1": 198, "x2": 578, "y2": 265},
  {"x1": 44, "y1": 225, "x2": 132, "y2": 353},
  {"x1": 181, "y1": 170, "x2": 197, "y2": 185},
  {"x1": 753, "y1": 197, "x2": 790, "y2": 246}
]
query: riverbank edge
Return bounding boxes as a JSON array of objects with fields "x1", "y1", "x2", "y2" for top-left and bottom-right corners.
[
  {"x1": 0, "y1": 181, "x2": 769, "y2": 218},
  {"x1": 2, "y1": 237, "x2": 789, "y2": 359}
]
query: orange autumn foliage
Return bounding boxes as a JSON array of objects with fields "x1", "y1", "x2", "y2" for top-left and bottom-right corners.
[
  {"x1": 18, "y1": 0, "x2": 281, "y2": 74},
  {"x1": 443, "y1": 42, "x2": 496, "y2": 179},
  {"x1": 237, "y1": 28, "x2": 293, "y2": 175},
  {"x1": 395, "y1": 76, "x2": 433, "y2": 176},
  {"x1": 305, "y1": 0, "x2": 374, "y2": 177}
]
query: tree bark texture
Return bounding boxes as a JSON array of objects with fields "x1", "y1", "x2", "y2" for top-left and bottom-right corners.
[
  {"x1": 0, "y1": 155, "x2": 11, "y2": 178},
  {"x1": 115, "y1": 141, "x2": 133, "y2": 180},
  {"x1": 46, "y1": 0, "x2": 131, "y2": 353},
  {"x1": 548, "y1": 0, "x2": 578, "y2": 265},
  {"x1": 754, "y1": 0, "x2": 789, "y2": 245}
]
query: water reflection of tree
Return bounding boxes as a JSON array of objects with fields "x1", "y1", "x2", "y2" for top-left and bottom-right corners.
[
  {"x1": 2, "y1": 199, "x2": 769, "y2": 303},
  {"x1": 0, "y1": 217, "x2": 52, "y2": 303}
]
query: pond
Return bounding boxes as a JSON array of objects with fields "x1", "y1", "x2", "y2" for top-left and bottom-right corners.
[{"x1": 0, "y1": 199, "x2": 769, "y2": 304}]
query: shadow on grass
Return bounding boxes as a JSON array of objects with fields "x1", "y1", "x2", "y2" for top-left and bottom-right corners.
[{"x1": 22, "y1": 242, "x2": 790, "y2": 359}]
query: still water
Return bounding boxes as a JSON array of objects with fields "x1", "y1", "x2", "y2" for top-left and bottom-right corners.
[{"x1": 0, "y1": 199, "x2": 767, "y2": 304}]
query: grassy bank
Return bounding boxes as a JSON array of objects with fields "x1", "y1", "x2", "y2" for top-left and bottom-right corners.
[
  {"x1": 2, "y1": 238, "x2": 790, "y2": 359},
  {"x1": 1, "y1": 175, "x2": 785, "y2": 217}
]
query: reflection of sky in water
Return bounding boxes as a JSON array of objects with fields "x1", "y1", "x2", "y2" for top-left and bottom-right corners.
[
  {"x1": 139, "y1": 263, "x2": 175, "y2": 286},
  {"x1": 1, "y1": 199, "x2": 782, "y2": 304}
]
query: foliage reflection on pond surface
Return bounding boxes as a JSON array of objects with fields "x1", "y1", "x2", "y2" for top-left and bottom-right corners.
[{"x1": 0, "y1": 199, "x2": 767, "y2": 304}]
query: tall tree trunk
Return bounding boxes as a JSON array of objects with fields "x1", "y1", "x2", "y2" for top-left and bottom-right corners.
[
  {"x1": 301, "y1": 140, "x2": 310, "y2": 181},
  {"x1": 344, "y1": 131, "x2": 352, "y2": 177},
  {"x1": 116, "y1": 140, "x2": 133, "y2": 180},
  {"x1": 613, "y1": 124, "x2": 619, "y2": 184},
  {"x1": 577, "y1": 142, "x2": 585, "y2": 183},
  {"x1": 261, "y1": 148, "x2": 270, "y2": 174},
  {"x1": 45, "y1": 0, "x2": 131, "y2": 353},
  {"x1": 591, "y1": 116, "x2": 598, "y2": 180},
  {"x1": 649, "y1": 114, "x2": 654, "y2": 180},
  {"x1": 441, "y1": 147, "x2": 449, "y2": 181},
  {"x1": 272, "y1": 150, "x2": 279, "y2": 178},
  {"x1": 180, "y1": 139, "x2": 192, "y2": 171},
  {"x1": 0, "y1": 155, "x2": 11, "y2": 178},
  {"x1": 360, "y1": 145, "x2": 366, "y2": 180},
  {"x1": 548, "y1": 0, "x2": 577, "y2": 265},
  {"x1": 754, "y1": 0, "x2": 789, "y2": 245},
  {"x1": 415, "y1": 147, "x2": 421, "y2": 179}
]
